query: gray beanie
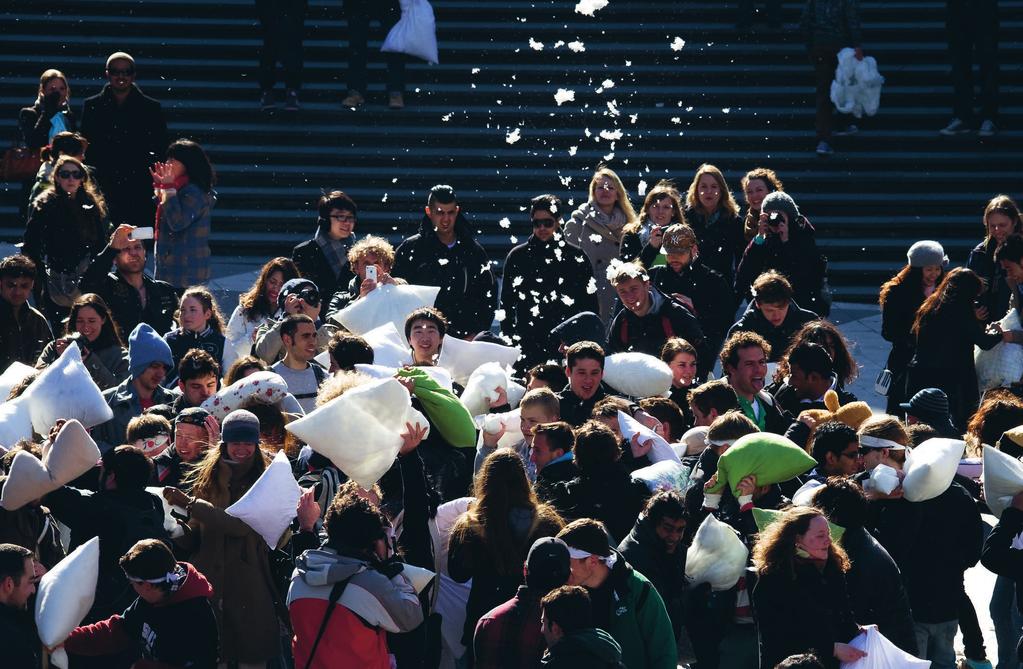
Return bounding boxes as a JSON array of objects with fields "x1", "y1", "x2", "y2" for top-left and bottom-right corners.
[
  {"x1": 761, "y1": 191, "x2": 799, "y2": 222},
  {"x1": 907, "y1": 240, "x2": 948, "y2": 268},
  {"x1": 221, "y1": 409, "x2": 261, "y2": 444}
]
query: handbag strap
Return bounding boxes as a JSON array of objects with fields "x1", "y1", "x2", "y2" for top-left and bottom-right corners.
[{"x1": 304, "y1": 574, "x2": 355, "y2": 669}]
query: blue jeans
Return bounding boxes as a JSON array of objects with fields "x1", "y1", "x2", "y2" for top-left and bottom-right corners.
[
  {"x1": 915, "y1": 619, "x2": 959, "y2": 669},
  {"x1": 991, "y1": 574, "x2": 1023, "y2": 669}
]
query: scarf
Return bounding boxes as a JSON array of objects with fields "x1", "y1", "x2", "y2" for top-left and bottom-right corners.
[{"x1": 314, "y1": 227, "x2": 353, "y2": 279}]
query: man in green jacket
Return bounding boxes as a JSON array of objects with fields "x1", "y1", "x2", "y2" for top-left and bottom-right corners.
[{"x1": 557, "y1": 519, "x2": 678, "y2": 669}]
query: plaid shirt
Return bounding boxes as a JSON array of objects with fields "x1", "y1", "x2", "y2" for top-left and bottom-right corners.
[
  {"x1": 155, "y1": 182, "x2": 213, "y2": 290},
  {"x1": 473, "y1": 586, "x2": 547, "y2": 669}
]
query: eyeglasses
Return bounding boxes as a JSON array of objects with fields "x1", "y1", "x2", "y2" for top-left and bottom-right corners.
[
  {"x1": 108, "y1": 67, "x2": 134, "y2": 77},
  {"x1": 329, "y1": 214, "x2": 356, "y2": 223},
  {"x1": 57, "y1": 169, "x2": 84, "y2": 180},
  {"x1": 531, "y1": 218, "x2": 556, "y2": 229},
  {"x1": 840, "y1": 450, "x2": 861, "y2": 460}
]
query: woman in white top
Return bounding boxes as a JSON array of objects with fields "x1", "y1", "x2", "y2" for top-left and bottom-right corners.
[{"x1": 224, "y1": 256, "x2": 300, "y2": 371}]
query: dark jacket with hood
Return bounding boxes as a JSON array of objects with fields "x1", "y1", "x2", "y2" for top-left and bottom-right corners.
[
  {"x1": 80, "y1": 243, "x2": 180, "y2": 337},
  {"x1": 542, "y1": 627, "x2": 625, "y2": 668},
  {"x1": 617, "y1": 514, "x2": 687, "y2": 638},
  {"x1": 726, "y1": 300, "x2": 818, "y2": 363},
  {"x1": 608, "y1": 287, "x2": 711, "y2": 378},
  {"x1": 391, "y1": 212, "x2": 496, "y2": 338},
  {"x1": 557, "y1": 382, "x2": 609, "y2": 428},
  {"x1": 19, "y1": 98, "x2": 77, "y2": 150},
  {"x1": 548, "y1": 463, "x2": 650, "y2": 544},
  {"x1": 734, "y1": 216, "x2": 829, "y2": 315},
  {"x1": 981, "y1": 506, "x2": 1023, "y2": 616},
  {"x1": 551, "y1": 311, "x2": 606, "y2": 350},
  {"x1": 682, "y1": 205, "x2": 746, "y2": 286},
  {"x1": 292, "y1": 235, "x2": 356, "y2": 305},
  {"x1": 648, "y1": 259, "x2": 736, "y2": 359},
  {"x1": 968, "y1": 238, "x2": 1012, "y2": 323},
  {"x1": 64, "y1": 562, "x2": 219, "y2": 668},
  {"x1": 162, "y1": 326, "x2": 226, "y2": 387},
  {"x1": 0, "y1": 602, "x2": 41, "y2": 669},
  {"x1": 501, "y1": 233, "x2": 598, "y2": 366},
  {"x1": 0, "y1": 296, "x2": 53, "y2": 372}
]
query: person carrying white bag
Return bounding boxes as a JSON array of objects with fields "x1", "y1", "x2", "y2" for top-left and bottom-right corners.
[{"x1": 342, "y1": 0, "x2": 409, "y2": 110}]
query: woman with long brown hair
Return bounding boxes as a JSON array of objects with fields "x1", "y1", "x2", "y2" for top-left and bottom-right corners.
[
  {"x1": 879, "y1": 241, "x2": 948, "y2": 414},
  {"x1": 35, "y1": 292, "x2": 128, "y2": 389},
  {"x1": 448, "y1": 450, "x2": 564, "y2": 659},
  {"x1": 740, "y1": 167, "x2": 784, "y2": 242},
  {"x1": 682, "y1": 163, "x2": 744, "y2": 285},
  {"x1": 619, "y1": 181, "x2": 683, "y2": 266},
  {"x1": 752, "y1": 507, "x2": 863, "y2": 669},
  {"x1": 967, "y1": 195, "x2": 1023, "y2": 324},
  {"x1": 224, "y1": 256, "x2": 300, "y2": 370},
  {"x1": 908, "y1": 267, "x2": 1007, "y2": 430}
]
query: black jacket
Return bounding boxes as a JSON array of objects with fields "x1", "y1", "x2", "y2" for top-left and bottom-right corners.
[
  {"x1": 734, "y1": 217, "x2": 829, "y2": 316},
  {"x1": 0, "y1": 297, "x2": 53, "y2": 372},
  {"x1": 548, "y1": 463, "x2": 651, "y2": 544},
  {"x1": 608, "y1": 288, "x2": 710, "y2": 378},
  {"x1": 648, "y1": 260, "x2": 735, "y2": 358},
  {"x1": 162, "y1": 327, "x2": 226, "y2": 386},
  {"x1": 968, "y1": 238, "x2": 1012, "y2": 323},
  {"x1": 325, "y1": 273, "x2": 361, "y2": 320},
  {"x1": 982, "y1": 506, "x2": 1023, "y2": 615},
  {"x1": 535, "y1": 457, "x2": 580, "y2": 503},
  {"x1": 152, "y1": 447, "x2": 198, "y2": 491},
  {"x1": 752, "y1": 559, "x2": 859, "y2": 669},
  {"x1": 542, "y1": 628, "x2": 626, "y2": 668},
  {"x1": 19, "y1": 100, "x2": 76, "y2": 150},
  {"x1": 80, "y1": 243, "x2": 179, "y2": 337},
  {"x1": 557, "y1": 383, "x2": 609, "y2": 428},
  {"x1": 770, "y1": 379, "x2": 858, "y2": 417},
  {"x1": 551, "y1": 311, "x2": 606, "y2": 350},
  {"x1": 880, "y1": 279, "x2": 927, "y2": 375},
  {"x1": 839, "y1": 526, "x2": 917, "y2": 655},
  {"x1": 726, "y1": 300, "x2": 818, "y2": 363},
  {"x1": 501, "y1": 234, "x2": 598, "y2": 365},
  {"x1": 22, "y1": 188, "x2": 108, "y2": 285},
  {"x1": 617, "y1": 514, "x2": 687, "y2": 637},
  {"x1": 291, "y1": 238, "x2": 356, "y2": 305},
  {"x1": 0, "y1": 604, "x2": 41, "y2": 669},
  {"x1": 391, "y1": 212, "x2": 496, "y2": 338},
  {"x1": 682, "y1": 206, "x2": 745, "y2": 285}
]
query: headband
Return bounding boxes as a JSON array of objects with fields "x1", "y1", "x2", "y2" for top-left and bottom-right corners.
[
  {"x1": 133, "y1": 434, "x2": 169, "y2": 455},
  {"x1": 124, "y1": 563, "x2": 187, "y2": 592},
  {"x1": 704, "y1": 437, "x2": 732, "y2": 448},
  {"x1": 567, "y1": 547, "x2": 617, "y2": 569},
  {"x1": 859, "y1": 435, "x2": 906, "y2": 451}
]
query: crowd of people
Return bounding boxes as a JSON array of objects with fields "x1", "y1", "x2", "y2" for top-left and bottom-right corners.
[{"x1": 0, "y1": 18, "x2": 1015, "y2": 669}]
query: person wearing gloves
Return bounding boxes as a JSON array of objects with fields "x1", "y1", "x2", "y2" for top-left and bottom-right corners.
[
  {"x1": 556, "y1": 518, "x2": 677, "y2": 669},
  {"x1": 252, "y1": 277, "x2": 338, "y2": 364},
  {"x1": 94, "y1": 323, "x2": 178, "y2": 454},
  {"x1": 288, "y1": 487, "x2": 424, "y2": 669},
  {"x1": 540, "y1": 585, "x2": 625, "y2": 668},
  {"x1": 162, "y1": 410, "x2": 284, "y2": 669},
  {"x1": 60, "y1": 539, "x2": 218, "y2": 668},
  {"x1": 734, "y1": 192, "x2": 829, "y2": 315}
]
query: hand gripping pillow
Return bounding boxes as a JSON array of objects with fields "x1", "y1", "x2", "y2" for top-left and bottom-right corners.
[
  {"x1": 839, "y1": 625, "x2": 929, "y2": 669},
  {"x1": 437, "y1": 335, "x2": 521, "y2": 386},
  {"x1": 356, "y1": 363, "x2": 454, "y2": 392},
  {"x1": 478, "y1": 409, "x2": 525, "y2": 451},
  {"x1": 0, "y1": 361, "x2": 35, "y2": 404},
  {"x1": 982, "y1": 445, "x2": 1023, "y2": 518},
  {"x1": 618, "y1": 410, "x2": 681, "y2": 465},
  {"x1": 226, "y1": 450, "x2": 302, "y2": 547},
  {"x1": 705, "y1": 432, "x2": 817, "y2": 498},
  {"x1": 752, "y1": 507, "x2": 845, "y2": 544},
  {"x1": 632, "y1": 460, "x2": 690, "y2": 493},
  {"x1": 331, "y1": 283, "x2": 440, "y2": 341},
  {"x1": 363, "y1": 322, "x2": 414, "y2": 368},
  {"x1": 902, "y1": 438, "x2": 966, "y2": 503},
  {"x1": 22, "y1": 343, "x2": 113, "y2": 434},
  {"x1": 201, "y1": 371, "x2": 289, "y2": 421},
  {"x1": 975, "y1": 309, "x2": 1023, "y2": 392},
  {"x1": 146, "y1": 487, "x2": 186, "y2": 539},
  {"x1": 0, "y1": 396, "x2": 33, "y2": 449},
  {"x1": 286, "y1": 377, "x2": 430, "y2": 490},
  {"x1": 1, "y1": 420, "x2": 101, "y2": 511},
  {"x1": 684, "y1": 514, "x2": 748, "y2": 591},
  {"x1": 462, "y1": 362, "x2": 510, "y2": 417},
  {"x1": 36, "y1": 536, "x2": 100, "y2": 669},
  {"x1": 603, "y1": 352, "x2": 673, "y2": 398}
]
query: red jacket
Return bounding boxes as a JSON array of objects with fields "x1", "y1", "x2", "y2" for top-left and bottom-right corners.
[{"x1": 473, "y1": 586, "x2": 547, "y2": 669}]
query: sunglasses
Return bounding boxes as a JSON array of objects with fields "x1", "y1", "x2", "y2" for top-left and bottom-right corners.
[
  {"x1": 57, "y1": 169, "x2": 84, "y2": 180},
  {"x1": 108, "y1": 67, "x2": 134, "y2": 77},
  {"x1": 531, "y1": 218, "x2": 556, "y2": 229}
]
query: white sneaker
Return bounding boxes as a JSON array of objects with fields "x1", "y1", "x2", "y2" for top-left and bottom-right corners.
[
  {"x1": 939, "y1": 118, "x2": 970, "y2": 135},
  {"x1": 833, "y1": 124, "x2": 859, "y2": 136},
  {"x1": 815, "y1": 140, "x2": 834, "y2": 156},
  {"x1": 978, "y1": 119, "x2": 997, "y2": 137}
]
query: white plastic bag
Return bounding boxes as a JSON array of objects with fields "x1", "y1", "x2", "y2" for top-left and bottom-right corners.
[
  {"x1": 461, "y1": 362, "x2": 509, "y2": 417},
  {"x1": 685, "y1": 514, "x2": 748, "y2": 591},
  {"x1": 331, "y1": 283, "x2": 440, "y2": 343},
  {"x1": 839, "y1": 625, "x2": 929, "y2": 668},
  {"x1": 632, "y1": 460, "x2": 689, "y2": 493},
  {"x1": 902, "y1": 438, "x2": 966, "y2": 502},
  {"x1": 0, "y1": 361, "x2": 35, "y2": 404},
  {"x1": 603, "y1": 352, "x2": 673, "y2": 398},
  {"x1": 983, "y1": 444, "x2": 1023, "y2": 518},
  {"x1": 830, "y1": 47, "x2": 885, "y2": 119},
  {"x1": 976, "y1": 309, "x2": 1023, "y2": 391},
  {"x1": 618, "y1": 410, "x2": 681, "y2": 465},
  {"x1": 200, "y1": 371, "x2": 289, "y2": 421},
  {"x1": 286, "y1": 377, "x2": 430, "y2": 489},
  {"x1": 23, "y1": 343, "x2": 113, "y2": 434},
  {"x1": 36, "y1": 536, "x2": 100, "y2": 669},
  {"x1": 381, "y1": 0, "x2": 439, "y2": 65},
  {"x1": 226, "y1": 450, "x2": 302, "y2": 547},
  {"x1": 437, "y1": 335, "x2": 521, "y2": 386}
]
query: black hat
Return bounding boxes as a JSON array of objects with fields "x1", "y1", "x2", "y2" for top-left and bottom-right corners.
[
  {"x1": 175, "y1": 406, "x2": 211, "y2": 428},
  {"x1": 525, "y1": 537, "x2": 571, "y2": 592},
  {"x1": 277, "y1": 278, "x2": 319, "y2": 311},
  {"x1": 899, "y1": 388, "x2": 958, "y2": 436}
]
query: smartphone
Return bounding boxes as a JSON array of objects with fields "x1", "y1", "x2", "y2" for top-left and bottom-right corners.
[
  {"x1": 130, "y1": 226, "x2": 154, "y2": 241},
  {"x1": 365, "y1": 265, "x2": 378, "y2": 281}
]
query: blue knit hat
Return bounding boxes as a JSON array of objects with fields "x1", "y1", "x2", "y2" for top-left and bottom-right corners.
[{"x1": 128, "y1": 323, "x2": 174, "y2": 379}]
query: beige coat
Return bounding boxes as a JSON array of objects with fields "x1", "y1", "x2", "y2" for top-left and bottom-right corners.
[{"x1": 564, "y1": 202, "x2": 628, "y2": 323}]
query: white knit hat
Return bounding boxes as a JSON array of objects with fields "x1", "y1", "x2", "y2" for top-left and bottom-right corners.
[{"x1": 907, "y1": 240, "x2": 948, "y2": 268}]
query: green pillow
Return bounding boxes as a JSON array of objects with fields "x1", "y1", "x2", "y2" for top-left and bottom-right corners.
[
  {"x1": 705, "y1": 432, "x2": 817, "y2": 497},
  {"x1": 751, "y1": 507, "x2": 846, "y2": 543}
]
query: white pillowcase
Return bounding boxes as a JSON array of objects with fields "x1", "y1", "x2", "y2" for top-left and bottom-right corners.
[
  {"x1": 902, "y1": 437, "x2": 966, "y2": 503},
  {"x1": 632, "y1": 460, "x2": 689, "y2": 493},
  {"x1": 36, "y1": 536, "x2": 100, "y2": 669},
  {"x1": 618, "y1": 410, "x2": 681, "y2": 465},
  {"x1": 146, "y1": 487, "x2": 186, "y2": 539},
  {"x1": 0, "y1": 361, "x2": 35, "y2": 405},
  {"x1": 603, "y1": 352, "x2": 673, "y2": 398},
  {"x1": 331, "y1": 283, "x2": 440, "y2": 342},
  {"x1": 982, "y1": 445, "x2": 1023, "y2": 518},
  {"x1": 200, "y1": 371, "x2": 289, "y2": 421},
  {"x1": 362, "y1": 323, "x2": 414, "y2": 368},
  {"x1": 0, "y1": 396, "x2": 33, "y2": 449},
  {"x1": 226, "y1": 450, "x2": 302, "y2": 548},
  {"x1": 461, "y1": 362, "x2": 509, "y2": 417},
  {"x1": 1, "y1": 419, "x2": 101, "y2": 511},
  {"x1": 437, "y1": 336, "x2": 520, "y2": 386},
  {"x1": 685, "y1": 514, "x2": 749, "y2": 591},
  {"x1": 22, "y1": 343, "x2": 113, "y2": 434}
]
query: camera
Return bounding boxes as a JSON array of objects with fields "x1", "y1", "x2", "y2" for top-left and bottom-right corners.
[
  {"x1": 767, "y1": 211, "x2": 783, "y2": 229},
  {"x1": 297, "y1": 286, "x2": 320, "y2": 308}
]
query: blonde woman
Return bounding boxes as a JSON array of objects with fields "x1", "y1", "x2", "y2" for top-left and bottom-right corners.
[
  {"x1": 565, "y1": 167, "x2": 638, "y2": 321},
  {"x1": 619, "y1": 181, "x2": 684, "y2": 267},
  {"x1": 682, "y1": 164, "x2": 744, "y2": 284}
]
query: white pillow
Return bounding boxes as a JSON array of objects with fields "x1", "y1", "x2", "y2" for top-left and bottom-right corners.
[
  {"x1": 982, "y1": 445, "x2": 1023, "y2": 518},
  {"x1": 902, "y1": 438, "x2": 966, "y2": 503},
  {"x1": 506, "y1": 374, "x2": 527, "y2": 409},
  {"x1": 35, "y1": 536, "x2": 100, "y2": 669},
  {"x1": 461, "y1": 362, "x2": 509, "y2": 417},
  {"x1": 478, "y1": 409, "x2": 524, "y2": 451},
  {"x1": 437, "y1": 335, "x2": 521, "y2": 386},
  {"x1": 331, "y1": 283, "x2": 440, "y2": 342},
  {"x1": 429, "y1": 496, "x2": 474, "y2": 575},
  {"x1": 0, "y1": 450, "x2": 52, "y2": 511},
  {"x1": 0, "y1": 361, "x2": 35, "y2": 404},
  {"x1": 44, "y1": 420, "x2": 100, "y2": 487},
  {"x1": 22, "y1": 343, "x2": 113, "y2": 434},
  {"x1": 400, "y1": 563, "x2": 436, "y2": 594},
  {"x1": 867, "y1": 464, "x2": 901, "y2": 496},
  {"x1": 355, "y1": 363, "x2": 454, "y2": 392},
  {"x1": 685, "y1": 514, "x2": 749, "y2": 591},
  {"x1": 286, "y1": 377, "x2": 430, "y2": 489},
  {"x1": 363, "y1": 323, "x2": 414, "y2": 368},
  {"x1": 201, "y1": 371, "x2": 289, "y2": 421},
  {"x1": 0, "y1": 396, "x2": 33, "y2": 449},
  {"x1": 792, "y1": 479, "x2": 825, "y2": 506},
  {"x1": 226, "y1": 450, "x2": 302, "y2": 548},
  {"x1": 678, "y1": 426, "x2": 709, "y2": 459},
  {"x1": 632, "y1": 460, "x2": 689, "y2": 493},
  {"x1": 618, "y1": 410, "x2": 681, "y2": 465},
  {"x1": 603, "y1": 352, "x2": 673, "y2": 398},
  {"x1": 146, "y1": 487, "x2": 186, "y2": 538}
]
